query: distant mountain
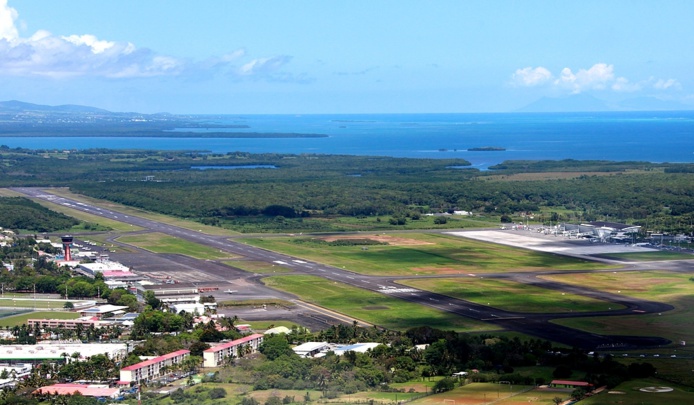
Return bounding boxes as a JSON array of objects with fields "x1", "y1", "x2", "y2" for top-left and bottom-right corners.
[
  {"x1": 0, "y1": 100, "x2": 112, "y2": 114},
  {"x1": 517, "y1": 94, "x2": 611, "y2": 113}
]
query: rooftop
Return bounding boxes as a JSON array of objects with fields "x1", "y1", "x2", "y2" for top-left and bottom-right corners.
[
  {"x1": 205, "y1": 334, "x2": 264, "y2": 353},
  {"x1": 35, "y1": 383, "x2": 120, "y2": 398},
  {"x1": 120, "y1": 349, "x2": 190, "y2": 371}
]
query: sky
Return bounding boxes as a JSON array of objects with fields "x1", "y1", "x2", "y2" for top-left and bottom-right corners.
[{"x1": 0, "y1": 0, "x2": 692, "y2": 114}]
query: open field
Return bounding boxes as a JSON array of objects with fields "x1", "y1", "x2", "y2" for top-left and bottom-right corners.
[
  {"x1": 262, "y1": 275, "x2": 498, "y2": 332},
  {"x1": 241, "y1": 233, "x2": 609, "y2": 276},
  {"x1": 398, "y1": 278, "x2": 623, "y2": 313},
  {"x1": 545, "y1": 271, "x2": 694, "y2": 350},
  {"x1": 578, "y1": 378, "x2": 694, "y2": 404},
  {"x1": 0, "y1": 188, "x2": 25, "y2": 197},
  {"x1": 409, "y1": 383, "x2": 558, "y2": 405},
  {"x1": 0, "y1": 311, "x2": 80, "y2": 327},
  {"x1": 46, "y1": 187, "x2": 239, "y2": 236},
  {"x1": 117, "y1": 232, "x2": 238, "y2": 260},
  {"x1": 326, "y1": 214, "x2": 501, "y2": 230},
  {"x1": 0, "y1": 298, "x2": 89, "y2": 309}
]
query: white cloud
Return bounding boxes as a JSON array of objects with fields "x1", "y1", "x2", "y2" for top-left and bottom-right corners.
[
  {"x1": 0, "y1": 0, "x2": 18, "y2": 41},
  {"x1": 653, "y1": 78, "x2": 680, "y2": 90},
  {"x1": 511, "y1": 63, "x2": 680, "y2": 95},
  {"x1": 62, "y1": 34, "x2": 117, "y2": 54},
  {"x1": 0, "y1": 2, "x2": 296, "y2": 81},
  {"x1": 555, "y1": 63, "x2": 615, "y2": 93},
  {"x1": 511, "y1": 66, "x2": 553, "y2": 86},
  {"x1": 239, "y1": 55, "x2": 292, "y2": 76},
  {"x1": 611, "y1": 77, "x2": 641, "y2": 92}
]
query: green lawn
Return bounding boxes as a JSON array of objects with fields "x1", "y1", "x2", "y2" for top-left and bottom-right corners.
[
  {"x1": 262, "y1": 275, "x2": 497, "y2": 332},
  {"x1": 409, "y1": 383, "x2": 552, "y2": 405},
  {"x1": 117, "y1": 232, "x2": 238, "y2": 260},
  {"x1": 241, "y1": 233, "x2": 610, "y2": 276},
  {"x1": 578, "y1": 378, "x2": 694, "y2": 404},
  {"x1": 0, "y1": 311, "x2": 80, "y2": 327},
  {"x1": 0, "y1": 298, "x2": 87, "y2": 309},
  {"x1": 398, "y1": 277, "x2": 623, "y2": 313},
  {"x1": 546, "y1": 271, "x2": 694, "y2": 349}
]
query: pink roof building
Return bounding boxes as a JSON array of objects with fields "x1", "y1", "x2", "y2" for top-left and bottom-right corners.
[
  {"x1": 119, "y1": 349, "x2": 190, "y2": 383},
  {"x1": 203, "y1": 334, "x2": 264, "y2": 367},
  {"x1": 35, "y1": 383, "x2": 121, "y2": 398}
]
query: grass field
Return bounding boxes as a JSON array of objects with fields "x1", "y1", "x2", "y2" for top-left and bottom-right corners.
[
  {"x1": 545, "y1": 271, "x2": 694, "y2": 352},
  {"x1": 241, "y1": 233, "x2": 609, "y2": 276},
  {"x1": 0, "y1": 311, "x2": 80, "y2": 327},
  {"x1": 116, "y1": 232, "x2": 238, "y2": 260},
  {"x1": 577, "y1": 378, "x2": 694, "y2": 404},
  {"x1": 324, "y1": 214, "x2": 501, "y2": 231},
  {"x1": 0, "y1": 298, "x2": 87, "y2": 309},
  {"x1": 409, "y1": 383, "x2": 558, "y2": 405},
  {"x1": 262, "y1": 275, "x2": 498, "y2": 332},
  {"x1": 46, "y1": 187, "x2": 239, "y2": 236},
  {"x1": 398, "y1": 278, "x2": 623, "y2": 313},
  {"x1": 0, "y1": 188, "x2": 25, "y2": 197}
]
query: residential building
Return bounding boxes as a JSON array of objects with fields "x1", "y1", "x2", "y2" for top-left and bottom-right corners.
[
  {"x1": 203, "y1": 334, "x2": 264, "y2": 367},
  {"x1": 119, "y1": 349, "x2": 190, "y2": 384}
]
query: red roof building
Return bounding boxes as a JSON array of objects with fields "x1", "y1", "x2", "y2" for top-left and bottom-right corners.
[
  {"x1": 119, "y1": 349, "x2": 190, "y2": 383},
  {"x1": 203, "y1": 334, "x2": 263, "y2": 367},
  {"x1": 35, "y1": 383, "x2": 121, "y2": 399},
  {"x1": 551, "y1": 380, "x2": 593, "y2": 388}
]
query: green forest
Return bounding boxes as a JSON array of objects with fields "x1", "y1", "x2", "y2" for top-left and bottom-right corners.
[{"x1": 1, "y1": 146, "x2": 693, "y2": 234}]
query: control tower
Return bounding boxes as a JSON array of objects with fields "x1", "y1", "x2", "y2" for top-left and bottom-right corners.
[{"x1": 61, "y1": 235, "x2": 74, "y2": 261}]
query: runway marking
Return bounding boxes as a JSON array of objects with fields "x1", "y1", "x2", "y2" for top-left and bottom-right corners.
[
  {"x1": 380, "y1": 288, "x2": 418, "y2": 294},
  {"x1": 481, "y1": 316, "x2": 526, "y2": 321}
]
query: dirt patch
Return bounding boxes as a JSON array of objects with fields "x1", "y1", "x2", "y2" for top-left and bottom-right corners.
[
  {"x1": 363, "y1": 305, "x2": 389, "y2": 310},
  {"x1": 321, "y1": 235, "x2": 434, "y2": 246}
]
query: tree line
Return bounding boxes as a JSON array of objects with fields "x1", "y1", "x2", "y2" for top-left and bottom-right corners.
[{"x1": 1, "y1": 148, "x2": 692, "y2": 234}]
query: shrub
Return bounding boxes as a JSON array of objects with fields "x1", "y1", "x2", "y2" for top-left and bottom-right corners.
[{"x1": 209, "y1": 387, "x2": 226, "y2": 399}]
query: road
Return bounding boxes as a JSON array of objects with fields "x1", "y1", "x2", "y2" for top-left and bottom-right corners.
[{"x1": 12, "y1": 187, "x2": 683, "y2": 350}]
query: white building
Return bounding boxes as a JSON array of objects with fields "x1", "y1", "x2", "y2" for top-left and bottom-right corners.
[
  {"x1": 292, "y1": 342, "x2": 331, "y2": 358},
  {"x1": 119, "y1": 349, "x2": 190, "y2": 384},
  {"x1": 203, "y1": 334, "x2": 264, "y2": 368},
  {"x1": 77, "y1": 261, "x2": 130, "y2": 278},
  {"x1": 333, "y1": 343, "x2": 382, "y2": 355},
  {"x1": 0, "y1": 342, "x2": 127, "y2": 364}
]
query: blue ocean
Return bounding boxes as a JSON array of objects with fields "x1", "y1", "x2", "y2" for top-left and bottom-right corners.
[{"x1": 1, "y1": 111, "x2": 692, "y2": 170}]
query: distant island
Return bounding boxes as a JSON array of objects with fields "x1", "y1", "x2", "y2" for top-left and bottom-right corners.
[
  {"x1": 0, "y1": 100, "x2": 327, "y2": 138},
  {"x1": 468, "y1": 146, "x2": 506, "y2": 151}
]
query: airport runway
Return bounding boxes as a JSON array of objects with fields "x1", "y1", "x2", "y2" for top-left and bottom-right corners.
[{"x1": 12, "y1": 187, "x2": 684, "y2": 350}]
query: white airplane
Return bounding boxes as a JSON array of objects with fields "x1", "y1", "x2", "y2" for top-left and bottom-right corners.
[{"x1": 224, "y1": 289, "x2": 238, "y2": 294}]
